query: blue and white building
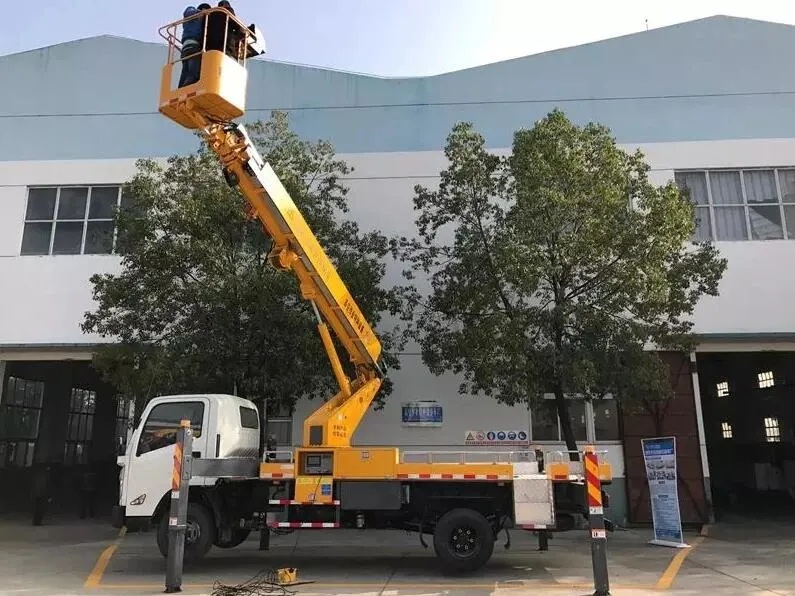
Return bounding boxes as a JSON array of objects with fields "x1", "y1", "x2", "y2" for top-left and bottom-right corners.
[{"x1": 2, "y1": 15, "x2": 795, "y2": 524}]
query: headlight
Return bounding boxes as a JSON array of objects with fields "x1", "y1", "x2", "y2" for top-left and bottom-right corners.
[{"x1": 130, "y1": 494, "x2": 146, "y2": 506}]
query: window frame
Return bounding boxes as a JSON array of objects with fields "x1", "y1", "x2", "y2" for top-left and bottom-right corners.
[
  {"x1": 239, "y1": 406, "x2": 259, "y2": 430},
  {"x1": 64, "y1": 387, "x2": 97, "y2": 466},
  {"x1": 114, "y1": 395, "x2": 135, "y2": 454},
  {"x1": 262, "y1": 402, "x2": 293, "y2": 446},
  {"x1": 136, "y1": 400, "x2": 206, "y2": 457},
  {"x1": 0, "y1": 376, "x2": 45, "y2": 469},
  {"x1": 676, "y1": 167, "x2": 795, "y2": 242},
  {"x1": 763, "y1": 416, "x2": 781, "y2": 443},
  {"x1": 529, "y1": 394, "x2": 621, "y2": 444},
  {"x1": 757, "y1": 370, "x2": 775, "y2": 389},
  {"x1": 21, "y1": 185, "x2": 125, "y2": 256}
]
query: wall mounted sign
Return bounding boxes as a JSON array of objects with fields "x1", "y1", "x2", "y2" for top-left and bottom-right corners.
[{"x1": 401, "y1": 401, "x2": 443, "y2": 427}]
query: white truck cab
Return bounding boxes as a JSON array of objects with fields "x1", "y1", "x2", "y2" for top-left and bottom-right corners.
[{"x1": 114, "y1": 393, "x2": 260, "y2": 527}]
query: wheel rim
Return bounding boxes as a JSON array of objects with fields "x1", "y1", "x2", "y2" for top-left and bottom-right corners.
[
  {"x1": 185, "y1": 518, "x2": 201, "y2": 545},
  {"x1": 450, "y1": 525, "x2": 479, "y2": 558}
]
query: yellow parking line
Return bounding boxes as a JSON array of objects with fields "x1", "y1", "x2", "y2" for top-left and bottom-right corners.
[
  {"x1": 84, "y1": 527, "x2": 127, "y2": 589},
  {"x1": 656, "y1": 536, "x2": 704, "y2": 590}
]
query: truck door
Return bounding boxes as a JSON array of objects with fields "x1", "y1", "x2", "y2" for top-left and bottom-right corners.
[{"x1": 124, "y1": 398, "x2": 210, "y2": 519}]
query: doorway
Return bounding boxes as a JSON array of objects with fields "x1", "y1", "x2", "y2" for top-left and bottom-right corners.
[{"x1": 698, "y1": 351, "x2": 795, "y2": 519}]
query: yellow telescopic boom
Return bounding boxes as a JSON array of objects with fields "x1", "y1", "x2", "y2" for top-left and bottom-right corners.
[{"x1": 157, "y1": 8, "x2": 383, "y2": 447}]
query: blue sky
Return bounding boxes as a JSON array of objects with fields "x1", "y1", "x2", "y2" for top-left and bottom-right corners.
[{"x1": 3, "y1": 0, "x2": 795, "y2": 76}]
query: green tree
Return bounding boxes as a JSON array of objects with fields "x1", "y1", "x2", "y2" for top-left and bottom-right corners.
[
  {"x1": 83, "y1": 111, "x2": 405, "y2": 423},
  {"x1": 394, "y1": 110, "x2": 726, "y2": 459}
]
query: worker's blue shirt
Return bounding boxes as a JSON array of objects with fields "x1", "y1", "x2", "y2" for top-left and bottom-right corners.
[{"x1": 182, "y1": 6, "x2": 204, "y2": 44}]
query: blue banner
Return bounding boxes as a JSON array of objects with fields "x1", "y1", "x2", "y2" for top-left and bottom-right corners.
[
  {"x1": 641, "y1": 437, "x2": 687, "y2": 547},
  {"x1": 401, "y1": 401, "x2": 443, "y2": 427}
]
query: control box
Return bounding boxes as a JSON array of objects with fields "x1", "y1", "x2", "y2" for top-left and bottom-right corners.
[{"x1": 300, "y1": 451, "x2": 333, "y2": 475}]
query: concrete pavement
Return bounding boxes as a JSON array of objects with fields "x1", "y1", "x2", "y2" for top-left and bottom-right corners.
[{"x1": 0, "y1": 515, "x2": 792, "y2": 595}]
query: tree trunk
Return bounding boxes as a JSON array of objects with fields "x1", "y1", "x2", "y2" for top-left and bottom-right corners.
[{"x1": 554, "y1": 385, "x2": 580, "y2": 462}]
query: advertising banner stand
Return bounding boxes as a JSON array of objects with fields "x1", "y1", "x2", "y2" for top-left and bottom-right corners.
[{"x1": 641, "y1": 437, "x2": 689, "y2": 549}]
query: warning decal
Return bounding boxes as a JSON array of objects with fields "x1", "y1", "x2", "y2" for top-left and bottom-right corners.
[{"x1": 464, "y1": 430, "x2": 529, "y2": 446}]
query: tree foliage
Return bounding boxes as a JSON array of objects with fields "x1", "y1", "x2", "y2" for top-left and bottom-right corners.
[
  {"x1": 83, "y1": 111, "x2": 405, "y2": 421},
  {"x1": 394, "y1": 109, "x2": 727, "y2": 457}
]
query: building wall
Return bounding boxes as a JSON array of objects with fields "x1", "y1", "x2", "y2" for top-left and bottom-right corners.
[
  {"x1": 621, "y1": 353, "x2": 709, "y2": 525},
  {"x1": 0, "y1": 159, "x2": 137, "y2": 345},
  {"x1": 3, "y1": 17, "x2": 795, "y2": 161},
  {"x1": 5, "y1": 138, "x2": 795, "y2": 347},
  {"x1": 3, "y1": 139, "x2": 795, "y2": 524},
  {"x1": 4, "y1": 15, "x2": 795, "y2": 522}
]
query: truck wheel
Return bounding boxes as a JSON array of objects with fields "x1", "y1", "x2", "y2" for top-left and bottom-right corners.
[
  {"x1": 214, "y1": 528, "x2": 251, "y2": 549},
  {"x1": 432, "y1": 508, "x2": 495, "y2": 573},
  {"x1": 156, "y1": 502, "x2": 216, "y2": 563}
]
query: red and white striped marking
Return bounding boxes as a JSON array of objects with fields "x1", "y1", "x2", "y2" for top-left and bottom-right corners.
[
  {"x1": 268, "y1": 499, "x2": 340, "y2": 506},
  {"x1": 267, "y1": 522, "x2": 339, "y2": 529},
  {"x1": 519, "y1": 524, "x2": 549, "y2": 530},
  {"x1": 260, "y1": 472, "x2": 294, "y2": 479},
  {"x1": 396, "y1": 473, "x2": 511, "y2": 481}
]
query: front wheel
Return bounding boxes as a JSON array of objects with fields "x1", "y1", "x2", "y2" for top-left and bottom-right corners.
[
  {"x1": 156, "y1": 502, "x2": 216, "y2": 563},
  {"x1": 432, "y1": 508, "x2": 495, "y2": 573}
]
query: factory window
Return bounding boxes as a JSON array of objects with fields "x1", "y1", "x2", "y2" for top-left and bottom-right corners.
[
  {"x1": 764, "y1": 417, "x2": 781, "y2": 443},
  {"x1": 530, "y1": 400, "x2": 559, "y2": 441},
  {"x1": 593, "y1": 399, "x2": 620, "y2": 441},
  {"x1": 264, "y1": 402, "x2": 292, "y2": 446},
  {"x1": 716, "y1": 381, "x2": 730, "y2": 398},
  {"x1": 64, "y1": 388, "x2": 97, "y2": 465},
  {"x1": 530, "y1": 396, "x2": 617, "y2": 443},
  {"x1": 757, "y1": 370, "x2": 775, "y2": 389},
  {"x1": 675, "y1": 168, "x2": 795, "y2": 242},
  {"x1": 114, "y1": 395, "x2": 135, "y2": 454},
  {"x1": 20, "y1": 185, "x2": 131, "y2": 255},
  {"x1": 0, "y1": 376, "x2": 44, "y2": 468},
  {"x1": 720, "y1": 421, "x2": 733, "y2": 439}
]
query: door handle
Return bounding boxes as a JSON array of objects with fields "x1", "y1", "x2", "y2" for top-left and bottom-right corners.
[{"x1": 192, "y1": 451, "x2": 201, "y2": 459}]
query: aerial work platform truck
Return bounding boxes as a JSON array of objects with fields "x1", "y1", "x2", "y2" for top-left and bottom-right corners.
[{"x1": 112, "y1": 8, "x2": 613, "y2": 572}]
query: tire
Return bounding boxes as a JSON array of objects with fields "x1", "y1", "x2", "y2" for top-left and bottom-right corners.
[
  {"x1": 156, "y1": 502, "x2": 216, "y2": 563},
  {"x1": 432, "y1": 508, "x2": 495, "y2": 573},
  {"x1": 214, "y1": 528, "x2": 251, "y2": 549}
]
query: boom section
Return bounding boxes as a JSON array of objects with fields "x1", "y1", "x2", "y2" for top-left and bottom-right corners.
[{"x1": 202, "y1": 122, "x2": 383, "y2": 374}]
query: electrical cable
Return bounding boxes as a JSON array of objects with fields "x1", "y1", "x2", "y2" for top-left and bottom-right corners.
[
  {"x1": 212, "y1": 474, "x2": 317, "y2": 595},
  {"x1": 4, "y1": 89, "x2": 795, "y2": 119},
  {"x1": 210, "y1": 567, "x2": 316, "y2": 596}
]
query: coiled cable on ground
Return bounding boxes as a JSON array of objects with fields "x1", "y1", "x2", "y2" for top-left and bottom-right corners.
[{"x1": 210, "y1": 568, "x2": 297, "y2": 596}]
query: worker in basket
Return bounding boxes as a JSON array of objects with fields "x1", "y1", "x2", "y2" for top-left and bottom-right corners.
[
  {"x1": 178, "y1": 3, "x2": 210, "y2": 88},
  {"x1": 179, "y1": 1, "x2": 244, "y2": 88},
  {"x1": 207, "y1": 1, "x2": 244, "y2": 61}
]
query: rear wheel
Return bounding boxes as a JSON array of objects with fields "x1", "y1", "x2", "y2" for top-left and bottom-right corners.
[
  {"x1": 156, "y1": 502, "x2": 216, "y2": 563},
  {"x1": 432, "y1": 508, "x2": 495, "y2": 573}
]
